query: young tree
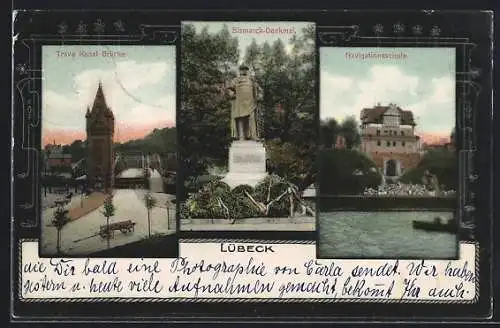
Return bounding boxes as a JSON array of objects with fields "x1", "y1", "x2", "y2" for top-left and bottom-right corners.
[
  {"x1": 144, "y1": 192, "x2": 157, "y2": 238},
  {"x1": 101, "y1": 194, "x2": 116, "y2": 249},
  {"x1": 52, "y1": 206, "x2": 71, "y2": 255}
]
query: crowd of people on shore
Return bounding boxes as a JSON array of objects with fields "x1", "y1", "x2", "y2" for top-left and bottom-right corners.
[{"x1": 363, "y1": 182, "x2": 456, "y2": 197}]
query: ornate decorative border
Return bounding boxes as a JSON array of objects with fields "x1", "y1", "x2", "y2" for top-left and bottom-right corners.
[{"x1": 11, "y1": 12, "x2": 491, "y2": 319}]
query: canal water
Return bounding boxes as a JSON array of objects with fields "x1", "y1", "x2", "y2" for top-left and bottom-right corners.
[{"x1": 318, "y1": 211, "x2": 458, "y2": 259}]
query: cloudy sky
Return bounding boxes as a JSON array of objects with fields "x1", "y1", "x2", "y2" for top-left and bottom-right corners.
[
  {"x1": 320, "y1": 47, "x2": 456, "y2": 144},
  {"x1": 183, "y1": 21, "x2": 315, "y2": 63},
  {"x1": 42, "y1": 45, "x2": 175, "y2": 146}
]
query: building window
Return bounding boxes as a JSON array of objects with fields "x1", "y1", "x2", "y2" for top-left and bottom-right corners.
[
  {"x1": 402, "y1": 141, "x2": 406, "y2": 146},
  {"x1": 386, "y1": 141, "x2": 390, "y2": 147},
  {"x1": 376, "y1": 130, "x2": 380, "y2": 136},
  {"x1": 401, "y1": 131, "x2": 405, "y2": 136},
  {"x1": 393, "y1": 141, "x2": 396, "y2": 146},
  {"x1": 377, "y1": 140, "x2": 381, "y2": 146}
]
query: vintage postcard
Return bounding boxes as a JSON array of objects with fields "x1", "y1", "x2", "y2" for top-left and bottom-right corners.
[
  {"x1": 318, "y1": 47, "x2": 463, "y2": 259},
  {"x1": 178, "y1": 21, "x2": 317, "y2": 232},
  {"x1": 40, "y1": 45, "x2": 177, "y2": 257},
  {"x1": 11, "y1": 10, "x2": 492, "y2": 323}
]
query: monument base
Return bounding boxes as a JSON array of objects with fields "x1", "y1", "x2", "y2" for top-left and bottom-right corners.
[
  {"x1": 222, "y1": 172, "x2": 269, "y2": 189},
  {"x1": 222, "y1": 140, "x2": 268, "y2": 189}
]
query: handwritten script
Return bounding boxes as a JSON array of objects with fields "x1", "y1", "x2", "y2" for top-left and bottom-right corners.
[{"x1": 20, "y1": 242, "x2": 477, "y2": 301}]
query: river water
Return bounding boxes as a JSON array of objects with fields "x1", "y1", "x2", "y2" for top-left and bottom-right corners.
[{"x1": 318, "y1": 211, "x2": 458, "y2": 259}]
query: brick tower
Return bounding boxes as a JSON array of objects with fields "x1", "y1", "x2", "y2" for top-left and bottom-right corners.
[{"x1": 85, "y1": 81, "x2": 115, "y2": 191}]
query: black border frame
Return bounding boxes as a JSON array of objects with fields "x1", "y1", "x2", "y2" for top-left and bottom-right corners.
[{"x1": 10, "y1": 9, "x2": 493, "y2": 323}]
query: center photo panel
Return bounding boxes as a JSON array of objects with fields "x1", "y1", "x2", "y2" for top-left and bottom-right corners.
[{"x1": 177, "y1": 21, "x2": 318, "y2": 240}]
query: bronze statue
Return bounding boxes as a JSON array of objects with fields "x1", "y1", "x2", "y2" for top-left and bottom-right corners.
[{"x1": 227, "y1": 64, "x2": 263, "y2": 140}]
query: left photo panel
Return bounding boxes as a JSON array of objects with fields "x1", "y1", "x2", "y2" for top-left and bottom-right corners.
[{"x1": 40, "y1": 45, "x2": 178, "y2": 257}]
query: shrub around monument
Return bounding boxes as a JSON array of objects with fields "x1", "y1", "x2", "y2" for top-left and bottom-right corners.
[
  {"x1": 253, "y1": 174, "x2": 284, "y2": 202},
  {"x1": 206, "y1": 179, "x2": 231, "y2": 196},
  {"x1": 183, "y1": 180, "x2": 232, "y2": 219},
  {"x1": 226, "y1": 191, "x2": 261, "y2": 220},
  {"x1": 253, "y1": 175, "x2": 294, "y2": 217},
  {"x1": 318, "y1": 149, "x2": 382, "y2": 195},
  {"x1": 182, "y1": 174, "x2": 304, "y2": 220},
  {"x1": 184, "y1": 174, "x2": 222, "y2": 193},
  {"x1": 231, "y1": 184, "x2": 254, "y2": 197}
]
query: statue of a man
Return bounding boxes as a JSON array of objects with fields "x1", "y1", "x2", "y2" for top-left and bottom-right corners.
[{"x1": 228, "y1": 64, "x2": 263, "y2": 140}]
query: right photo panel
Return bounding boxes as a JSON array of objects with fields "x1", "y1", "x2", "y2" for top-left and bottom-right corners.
[{"x1": 318, "y1": 47, "x2": 458, "y2": 259}]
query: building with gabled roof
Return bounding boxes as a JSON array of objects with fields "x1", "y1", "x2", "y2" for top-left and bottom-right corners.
[{"x1": 359, "y1": 103, "x2": 421, "y2": 180}]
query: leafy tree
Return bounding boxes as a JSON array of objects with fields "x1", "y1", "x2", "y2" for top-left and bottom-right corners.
[
  {"x1": 243, "y1": 39, "x2": 262, "y2": 74},
  {"x1": 115, "y1": 127, "x2": 177, "y2": 155},
  {"x1": 144, "y1": 192, "x2": 157, "y2": 238},
  {"x1": 400, "y1": 148, "x2": 457, "y2": 190},
  {"x1": 101, "y1": 194, "x2": 116, "y2": 249},
  {"x1": 63, "y1": 140, "x2": 87, "y2": 162},
  {"x1": 265, "y1": 139, "x2": 311, "y2": 185},
  {"x1": 180, "y1": 23, "x2": 239, "y2": 180},
  {"x1": 340, "y1": 116, "x2": 361, "y2": 149},
  {"x1": 320, "y1": 118, "x2": 339, "y2": 148},
  {"x1": 318, "y1": 149, "x2": 381, "y2": 195},
  {"x1": 52, "y1": 206, "x2": 71, "y2": 255}
]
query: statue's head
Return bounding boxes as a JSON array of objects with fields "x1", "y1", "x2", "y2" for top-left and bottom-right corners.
[{"x1": 239, "y1": 64, "x2": 250, "y2": 76}]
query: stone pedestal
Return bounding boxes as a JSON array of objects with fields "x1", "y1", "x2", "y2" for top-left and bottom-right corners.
[{"x1": 222, "y1": 140, "x2": 268, "y2": 188}]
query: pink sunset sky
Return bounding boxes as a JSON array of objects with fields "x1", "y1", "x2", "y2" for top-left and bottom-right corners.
[
  {"x1": 42, "y1": 45, "x2": 176, "y2": 147},
  {"x1": 42, "y1": 120, "x2": 175, "y2": 146}
]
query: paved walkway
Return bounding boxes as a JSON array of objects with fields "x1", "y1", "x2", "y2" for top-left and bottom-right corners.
[
  {"x1": 67, "y1": 192, "x2": 108, "y2": 221},
  {"x1": 41, "y1": 189, "x2": 176, "y2": 256}
]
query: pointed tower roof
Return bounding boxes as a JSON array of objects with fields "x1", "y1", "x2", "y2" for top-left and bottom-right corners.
[
  {"x1": 92, "y1": 81, "x2": 107, "y2": 109},
  {"x1": 90, "y1": 81, "x2": 114, "y2": 118}
]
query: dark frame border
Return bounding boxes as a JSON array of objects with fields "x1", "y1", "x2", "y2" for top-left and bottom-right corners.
[{"x1": 11, "y1": 9, "x2": 493, "y2": 323}]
